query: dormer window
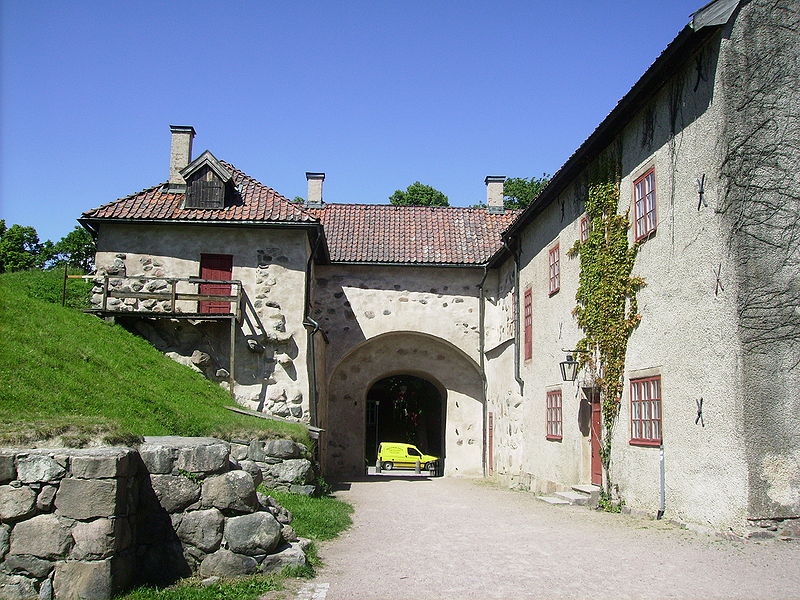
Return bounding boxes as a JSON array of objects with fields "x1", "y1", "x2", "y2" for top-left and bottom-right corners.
[{"x1": 180, "y1": 150, "x2": 233, "y2": 210}]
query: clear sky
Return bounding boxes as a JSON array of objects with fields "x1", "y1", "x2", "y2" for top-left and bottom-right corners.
[{"x1": 1, "y1": 0, "x2": 701, "y2": 243}]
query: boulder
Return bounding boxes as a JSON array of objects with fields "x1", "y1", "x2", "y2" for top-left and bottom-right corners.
[
  {"x1": 2, "y1": 554, "x2": 53, "y2": 579},
  {"x1": 137, "y1": 443, "x2": 174, "y2": 474},
  {"x1": 38, "y1": 576, "x2": 53, "y2": 600},
  {"x1": 248, "y1": 439, "x2": 302, "y2": 461},
  {"x1": 174, "y1": 440, "x2": 230, "y2": 474},
  {"x1": 223, "y1": 511, "x2": 282, "y2": 556},
  {"x1": 36, "y1": 486, "x2": 56, "y2": 512},
  {"x1": 16, "y1": 455, "x2": 66, "y2": 484},
  {"x1": 289, "y1": 484, "x2": 317, "y2": 496},
  {"x1": 229, "y1": 443, "x2": 248, "y2": 461},
  {"x1": 0, "y1": 574, "x2": 37, "y2": 600},
  {"x1": 281, "y1": 524, "x2": 298, "y2": 542},
  {"x1": 201, "y1": 471, "x2": 258, "y2": 514},
  {"x1": 149, "y1": 475, "x2": 201, "y2": 513},
  {"x1": 260, "y1": 542, "x2": 307, "y2": 574},
  {"x1": 0, "y1": 485, "x2": 37, "y2": 521},
  {"x1": 176, "y1": 508, "x2": 224, "y2": 553},
  {"x1": 10, "y1": 515, "x2": 72, "y2": 559},
  {"x1": 266, "y1": 459, "x2": 314, "y2": 485},
  {"x1": 238, "y1": 461, "x2": 263, "y2": 488},
  {"x1": 190, "y1": 350, "x2": 212, "y2": 366},
  {"x1": 198, "y1": 549, "x2": 258, "y2": 577},
  {"x1": 0, "y1": 453, "x2": 15, "y2": 484},
  {"x1": 53, "y1": 560, "x2": 114, "y2": 600},
  {"x1": 0, "y1": 524, "x2": 9, "y2": 560},
  {"x1": 70, "y1": 518, "x2": 120, "y2": 560},
  {"x1": 69, "y1": 449, "x2": 131, "y2": 479},
  {"x1": 55, "y1": 478, "x2": 124, "y2": 520}
]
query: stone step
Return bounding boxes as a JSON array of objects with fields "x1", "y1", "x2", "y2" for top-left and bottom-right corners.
[
  {"x1": 553, "y1": 490, "x2": 591, "y2": 505},
  {"x1": 572, "y1": 484, "x2": 601, "y2": 495},
  {"x1": 536, "y1": 495, "x2": 570, "y2": 505}
]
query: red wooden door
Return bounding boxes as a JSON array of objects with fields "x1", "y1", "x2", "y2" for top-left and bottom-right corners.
[
  {"x1": 590, "y1": 391, "x2": 602, "y2": 486},
  {"x1": 199, "y1": 254, "x2": 233, "y2": 314}
]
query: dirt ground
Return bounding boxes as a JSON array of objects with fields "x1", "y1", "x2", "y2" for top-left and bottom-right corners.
[{"x1": 311, "y1": 475, "x2": 800, "y2": 600}]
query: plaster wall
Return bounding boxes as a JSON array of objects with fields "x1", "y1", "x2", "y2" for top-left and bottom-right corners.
[
  {"x1": 312, "y1": 264, "x2": 484, "y2": 371},
  {"x1": 322, "y1": 332, "x2": 484, "y2": 478},
  {"x1": 487, "y1": 26, "x2": 752, "y2": 531},
  {"x1": 94, "y1": 223, "x2": 313, "y2": 422}
]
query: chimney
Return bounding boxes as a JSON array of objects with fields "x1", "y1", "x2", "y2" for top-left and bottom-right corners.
[
  {"x1": 168, "y1": 125, "x2": 196, "y2": 190},
  {"x1": 305, "y1": 172, "x2": 325, "y2": 207},
  {"x1": 485, "y1": 175, "x2": 506, "y2": 214}
]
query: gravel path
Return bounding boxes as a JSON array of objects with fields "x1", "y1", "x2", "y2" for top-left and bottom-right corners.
[{"x1": 313, "y1": 475, "x2": 800, "y2": 600}]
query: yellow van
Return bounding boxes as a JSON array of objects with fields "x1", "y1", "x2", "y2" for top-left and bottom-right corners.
[{"x1": 378, "y1": 442, "x2": 438, "y2": 471}]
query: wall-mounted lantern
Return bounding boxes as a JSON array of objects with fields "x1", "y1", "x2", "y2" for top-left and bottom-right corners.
[{"x1": 559, "y1": 349, "x2": 591, "y2": 382}]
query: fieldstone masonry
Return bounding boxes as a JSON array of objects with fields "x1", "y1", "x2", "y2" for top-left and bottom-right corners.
[{"x1": 0, "y1": 437, "x2": 316, "y2": 600}]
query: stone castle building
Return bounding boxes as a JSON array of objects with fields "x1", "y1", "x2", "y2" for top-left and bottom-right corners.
[{"x1": 81, "y1": 0, "x2": 799, "y2": 536}]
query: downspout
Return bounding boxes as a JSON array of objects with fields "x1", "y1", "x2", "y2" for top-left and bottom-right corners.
[
  {"x1": 503, "y1": 238, "x2": 524, "y2": 391},
  {"x1": 657, "y1": 441, "x2": 666, "y2": 519},
  {"x1": 303, "y1": 229, "x2": 324, "y2": 428},
  {"x1": 477, "y1": 264, "x2": 490, "y2": 478}
]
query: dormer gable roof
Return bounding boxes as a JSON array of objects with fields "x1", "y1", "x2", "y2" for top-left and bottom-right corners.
[{"x1": 179, "y1": 150, "x2": 233, "y2": 184}]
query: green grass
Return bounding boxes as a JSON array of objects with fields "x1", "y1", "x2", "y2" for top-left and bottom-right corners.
[
  {"x1": 0, "y1": 270, "x2": 310, "y2": 447},
  {"x1": 117, "y1": 575, "x2": 282, "y2": 600},
  {"x1": 263, "y1": 488, "x2": 354, "y2": 541}
]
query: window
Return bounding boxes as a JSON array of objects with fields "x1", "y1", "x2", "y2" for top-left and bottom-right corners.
[
  {"x1": 523, "y1": 287, "x2": 532, "y2": 361},
  {"x1": 548, "y1": 244, "x2": 560, "y2": 295},
  {"x1": 546, "y1": 390, "x2": 562, "y2": 440},
  {"x1": 580, "y1": 216, "x2": 590, "y2": 242},
  {"x1": 633, "y1": 169, "x2": 656, "y2": 241},
  {"x1": 630, "y1": 376, "x2": 662, "y2": 445}
]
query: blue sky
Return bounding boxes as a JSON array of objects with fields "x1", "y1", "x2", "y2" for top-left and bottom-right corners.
[{"x1": 2, "y1": 0, "x2": 701, "y2": 243}]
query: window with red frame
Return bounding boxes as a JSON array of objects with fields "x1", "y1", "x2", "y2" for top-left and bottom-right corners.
[
  {"x1": 546, "y1": 390, "x2": 562, "y2": 440},
  {"x1": 633, "y1": 169, "x2": 657, "y2": 241},
  {"x1": 548, "y1": 244, "x2": 560, "y2": 295},
  {"x1": 580, "y1": 216, "x2": 590, "y2": 242},
  {"x1": 523, "y1": 287, "x2": 532, "y2": 361},
  {"x1": 630, "y1": 376, "x2": 662, "y2": 445}
]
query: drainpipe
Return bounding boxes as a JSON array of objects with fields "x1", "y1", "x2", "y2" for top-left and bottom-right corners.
[
  {"x1": 477, "y1": 264, "x2": 490, "y2": 478},
  {"x1": 657, "y1": 442, "x2": 666, "y2": 519},
  {"x1": 503, "y1": 238, "x2": 524, "y2": 391},
  {"x1": 303, "y1": 229, "x2": 324, "y2": 428}
]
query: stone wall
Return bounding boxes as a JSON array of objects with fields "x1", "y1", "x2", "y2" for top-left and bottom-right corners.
[{"x1": 0, "y1": 437, "x2": 316, "y2": 600}]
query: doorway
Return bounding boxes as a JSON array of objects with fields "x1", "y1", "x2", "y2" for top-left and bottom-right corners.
[
  {"x1": 199, "y1": 253, "x2": 233, "y2": 314},
  {"x1": 365, "y1": 375, "x2": 444, "y2": 466},
  {"x1": 589, "y1": 388, "x2": 602, "y2": 486}
]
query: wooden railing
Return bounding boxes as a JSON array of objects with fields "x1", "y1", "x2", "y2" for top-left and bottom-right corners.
[{"x1": 89, "y1": 275, "x2": 243, "y2": 319}]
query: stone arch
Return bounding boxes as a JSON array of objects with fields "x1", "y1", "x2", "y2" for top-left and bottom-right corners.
[{"x1": 321, "y1": 331, "x2": 484, "y2": 477}]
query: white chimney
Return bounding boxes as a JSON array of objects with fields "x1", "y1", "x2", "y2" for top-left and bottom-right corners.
[
  {"x1": 168, "y1": 125, "x2": 196, "y2": 188},
  {"x1": 305, "y1": 172, "x2": 325, "y2": 207},
  {"x1": 485, "y1": 176, "x2": 506, "y2": 213}
]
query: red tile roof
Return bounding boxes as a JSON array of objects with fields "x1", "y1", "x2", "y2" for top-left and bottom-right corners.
[
  {"x1": 83, "y1": 161, "x2": 519, "y2": 265},
  {"x1": 310, "y1": 204, "x2": 519, "y2": 265},
  {"x1": 81, "y1": 161, "x2": 317, "y2": 224}
]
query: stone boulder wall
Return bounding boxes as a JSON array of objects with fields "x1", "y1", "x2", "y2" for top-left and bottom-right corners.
[{"x1": 0, "y1": 437, "x2": 315, "y2": 600}]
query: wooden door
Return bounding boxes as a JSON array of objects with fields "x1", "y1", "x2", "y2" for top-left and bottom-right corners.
[
  {"x1": 590, "y1": 390, "x2": 602, "y2": 486},
  {"x1": 199, "y1": 253, "x2": 233, "y2": 314}
]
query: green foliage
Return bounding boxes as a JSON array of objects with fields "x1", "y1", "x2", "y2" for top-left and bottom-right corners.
[
  {"x1": 1, "y1": 267, "x2": 91, "y2": 309},
  {"x1": 570, "y1": 163, "x2": 643, "y2": 494},
  {"x1": 263, "y1": 488, "x2": 353, "y2": 540},
  {"x1": 502, "y1": 174, "x2": 550, "y2": 209},
  {"x1": 597, "y1": 489, "x2": 623, "y2": 513},
  {"x1": 118, "y1": 575, "x2": 281, "y2": 600},
  {"x1": 292, "y1": 196, "x2": 305, "y2": 204},
  {"x1": 0, "y1": 270, "x2": 311, "y2": 446},
  {"x1": 0, "y1": 221, "x2": 44, "y2": 272},
  {"x1": 51, "y1": 226, "x2": 96, "y2": 271},
  {"x1": 389, "y1": 181, "x2": 449, "y2": 207}
]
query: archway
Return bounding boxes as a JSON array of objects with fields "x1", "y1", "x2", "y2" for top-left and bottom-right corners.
[{"x1": 365, "y1": 374, "x2": 444, "y2": 464}]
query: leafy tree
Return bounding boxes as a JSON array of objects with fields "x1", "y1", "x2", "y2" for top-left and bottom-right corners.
[
  {"x1": 503, "y1": 174, "x2": 550, "y2": 210},
  {"x1": 389, "y1": 182, "x2": 449, "y2": 207},
  {"x1": 51, "y1": 226, "x2": 96, "y2": 271},
  {"x1": 0, "y1": 222, "x2": 43, "y2": 273}
]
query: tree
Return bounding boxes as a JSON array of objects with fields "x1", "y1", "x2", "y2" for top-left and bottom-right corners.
[
  {"x1": 502, "y1": 174, "x2": 550, "y2": 210},
  {"x1": 52, "y1": 226, "x2": 96, "y2": 272},
  {"x1": 0, "y1": 222, "x2": 43, "y2": 273},
  {"x1": 389, "y1": 182, "x2": 449, "y2": 207}
]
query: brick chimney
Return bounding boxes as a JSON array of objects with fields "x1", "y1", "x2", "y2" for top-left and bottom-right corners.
[
  {"x1": 305, "y1": 172, "x2": 325, "y2": 207},
  {"x1": 168, "y1": 125, "x2": 196, "y2": 191},
  {"x1": 485, "y1": 176, "x2": 506, "y2": 214}
]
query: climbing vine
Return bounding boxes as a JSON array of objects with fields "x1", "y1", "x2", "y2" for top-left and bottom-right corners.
[{"x1": 569, "y1": 164, "x2": 644, "y2": 497}]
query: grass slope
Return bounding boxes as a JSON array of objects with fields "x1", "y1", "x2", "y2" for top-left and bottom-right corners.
[{"x1": 0, "y1": 270, "x2": 309, "y2": 446}]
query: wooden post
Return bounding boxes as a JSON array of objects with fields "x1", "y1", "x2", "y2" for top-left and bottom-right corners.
[
  {"x1": 61, "y1": 263, "x2": 68, "y2": 307},
  {"x1": 229, "y1": 316, "x2": 236, "y2": 399},
  {"x1": 170, "y1": 280, "x2": 177, "y2": 313},
  {"x1": 101, "y1": 276, "x2": 109, "y2": 311},
  {"x1": 415, "y1": 460, "x2": 421, "y2": 474}
]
